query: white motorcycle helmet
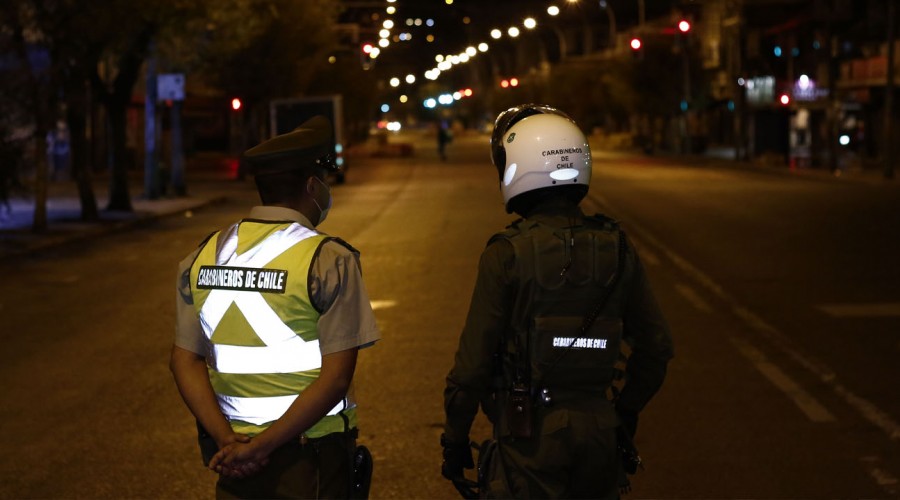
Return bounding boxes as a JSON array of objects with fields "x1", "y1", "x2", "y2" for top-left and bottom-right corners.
[{"x1": 490, "y1": 104, "x2": 592, "y2": 212}]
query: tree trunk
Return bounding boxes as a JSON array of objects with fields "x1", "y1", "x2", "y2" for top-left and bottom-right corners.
[
  {"x1": 96, "y1": 24, "x2": 155, "y2": 212},
  {"x1": 68, "y1": 83, "x2": 99, "y2": 221},
  {"x1": 105, "y1": 97, "x2": 133, "y2": 211}
]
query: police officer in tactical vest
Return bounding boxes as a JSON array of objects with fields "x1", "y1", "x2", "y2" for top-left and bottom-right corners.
[
  {"x1": 171, "y1": 116, "x2": 380, "y2": 498},
  {"x1": 441, "y1": 105, "x2": 674, "y2": 498}
]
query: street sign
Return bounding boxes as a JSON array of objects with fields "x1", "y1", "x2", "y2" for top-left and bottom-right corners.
[{"x1": 157, "y1": 73, "x2": 185, "y2": 101}]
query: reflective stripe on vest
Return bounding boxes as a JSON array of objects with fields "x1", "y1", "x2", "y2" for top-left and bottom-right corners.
[{"x1": 195, "y1": 222, "x2": 351, "y2": 426}]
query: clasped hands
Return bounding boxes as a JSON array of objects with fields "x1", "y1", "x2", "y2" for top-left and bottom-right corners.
[{"x1": 209, "y1": 433, "x2": 271, "y2": 479}]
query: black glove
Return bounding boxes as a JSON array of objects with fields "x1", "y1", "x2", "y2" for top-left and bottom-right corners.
[{"x1": 441, "y1": 433, "x2": 478, "y2": 499}]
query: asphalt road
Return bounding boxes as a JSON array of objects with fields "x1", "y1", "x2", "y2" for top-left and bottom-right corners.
[{"x1": 1, "y1": 130, "x2": 898, "y2": 498}]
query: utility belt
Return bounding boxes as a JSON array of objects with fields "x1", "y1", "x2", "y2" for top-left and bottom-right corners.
[
  {"x1": 502, "y1": 383, "x2": 615, "y2": 439},
  {"x1": 294, "y1": 427, "x2": 359, "y2": 447}
]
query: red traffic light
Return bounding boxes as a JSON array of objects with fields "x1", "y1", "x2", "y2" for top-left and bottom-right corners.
[
  {"x1": 678, "y1": 20, "x2": 691, "y2": 33},
  {"x1": 779, "y1": 93, "x2": 791, "y2": 106},
  {"x1": 630, "y1": 38, "x2": 642, "y2": 50}
]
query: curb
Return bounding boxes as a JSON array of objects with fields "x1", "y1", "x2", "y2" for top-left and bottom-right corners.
[{"x1": 0, "y1": 195, "x2": 229, "y2": 259}]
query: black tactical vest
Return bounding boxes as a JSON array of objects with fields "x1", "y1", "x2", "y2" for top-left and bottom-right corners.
[{"x1": 491, "y1": 214, "x2": 630, "y2": 406}]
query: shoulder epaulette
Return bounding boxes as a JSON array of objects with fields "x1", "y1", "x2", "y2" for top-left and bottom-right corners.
[
  {"x1": 323, "y1": 236, "x2": 360, "y2": 255},
  {"x1": 585, "y1": 213, "x2": 620, "y2": 231},
  {"x1": 486, "y1": 217, "x2": 526, "y2": 247}
]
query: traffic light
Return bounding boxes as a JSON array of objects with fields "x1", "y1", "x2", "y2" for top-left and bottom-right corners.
[{"x1": 360, "y1": 43, "x2": 376, "y2": 68}]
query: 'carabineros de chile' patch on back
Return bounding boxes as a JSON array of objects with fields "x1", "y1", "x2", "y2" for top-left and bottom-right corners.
[{"x1": 196, "y1": 265, "x2": 288, "y2": 293}]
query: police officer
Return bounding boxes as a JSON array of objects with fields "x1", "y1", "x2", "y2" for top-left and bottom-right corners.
[
  {"x1": 170, "y1": 115, "x2": 380, "y2": 498},
  {"x1": 441, "y1": 105, "x2": 674, "y2": 498}
]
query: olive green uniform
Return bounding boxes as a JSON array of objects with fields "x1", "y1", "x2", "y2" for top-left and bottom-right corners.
[{"x1": 444, "y1": 199, "x2": 673, "y2": 498}]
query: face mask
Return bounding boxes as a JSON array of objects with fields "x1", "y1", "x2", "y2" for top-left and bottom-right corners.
[{"x1": 311, "y1": 176, "x2": 332, "y2": 226}]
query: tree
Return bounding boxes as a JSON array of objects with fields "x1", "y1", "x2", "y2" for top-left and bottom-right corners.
[{"x1": 188, "y1": 0, "x2": 343, "y2": 147}]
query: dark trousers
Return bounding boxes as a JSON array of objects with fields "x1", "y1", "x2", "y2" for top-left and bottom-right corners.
[
  {"x1": 485, "y1": 410, "x2": 619, "y2": 499},
  {"x1": 216, "y1": 432, "x2": 355, "y2": 499}
]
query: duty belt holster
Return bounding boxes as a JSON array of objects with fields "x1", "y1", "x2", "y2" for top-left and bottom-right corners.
[{"x1": 351, "y1": 444, "x2": 373, "y2": 499}]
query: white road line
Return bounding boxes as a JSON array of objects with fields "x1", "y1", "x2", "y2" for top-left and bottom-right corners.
[
  {"x1": 817, "y1": 302, "x2": 900, "y2": 318},
  {"x1": 627, "y1": 235, "x2": 661, "y2": 266},
  {"x1": 860, "y1": 456, "x2": 899, "y2": 496},
  {"x1": 590, "y1": 193, "x2": 900, "y2": 442},
  {"x1": 674, "y1": 283, "x2": 712, "y2": 313},
  {"x1": 370, "y1": 299, "x2": 397, "y2": 311},
  {"x1": 731, "y1": 337, "x2": 836, "y2": 422}
]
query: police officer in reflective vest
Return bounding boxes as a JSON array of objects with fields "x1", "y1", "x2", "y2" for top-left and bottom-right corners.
[
  {"x1": 171, "y1": 115, "x2": 380, "y2": 498},
  {"x1": 441, "y1": 105, "x2": 674, "y2": 498}
]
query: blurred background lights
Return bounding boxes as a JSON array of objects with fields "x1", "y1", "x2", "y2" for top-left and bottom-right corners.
[
  {"x1": 548, "y1": 6, "x2": 560, "y2": 16},
  {"x1": 405, "y1": 74, "x2": 416, "y2": 84},
  {"x1": 524, "y1": 18, "x2": 537, "y2": 29},
  {"x1": 380, "y1": 104, "x2": 390, "y2": 113},
  {"x1": 390, "y1": 77, "x2": 400, "y2": 87},
  {"x1": 478, "y1": 43, "x2": 489, "y2": 52},
  {"x1": 508, "y1": 27, "x2": 520, "y2": 37},
  {"x1": 491, "y1": 29, "x2": 502, "y2": 39},
  {"x1": 839, "y1": 135, "x2": 851, "y2": 146},
  {"x1": 466, "y1": 46, "x2": 477, "y2": 56},
  {"x1": 383, "y1": 20, "x2": 394, "y2": 29}
]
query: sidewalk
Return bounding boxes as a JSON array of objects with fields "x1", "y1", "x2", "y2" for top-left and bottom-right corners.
[{"x1": 0, "y1": 153, "x2": 244, "y2": 259}]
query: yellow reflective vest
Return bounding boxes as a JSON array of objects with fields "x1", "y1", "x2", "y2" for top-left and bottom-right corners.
[{"x1": 190, "y1": 220, "x2": 356, "y2": 438}]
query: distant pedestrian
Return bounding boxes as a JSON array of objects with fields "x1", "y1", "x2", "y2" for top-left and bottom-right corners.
[
  {"x1": 170, "y1": 115, "x2": 380, "y2": 498},
  {"x1": 46, "y1": 119, "x2": 70, "y2": 181},
  {"x1": 437, "y1": 121, "x2": 452, "y2": 161},
  {"x1": 0, "y1": 161, "x2": 12, "y2": 221},
  {"x1": 441, "y1": 104, "x2": 674, "y2": 498}
]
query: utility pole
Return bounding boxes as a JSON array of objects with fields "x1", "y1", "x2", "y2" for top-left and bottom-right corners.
[
  {"x1": 885, "y1": 0, "x2": 896, "y2": 179},
  {"x1": 144, "y1": 40, "x2": 160, "y2": 199}
]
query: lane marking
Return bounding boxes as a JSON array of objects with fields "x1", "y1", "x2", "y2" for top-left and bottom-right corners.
[
  {"x1": 590, "y1": 193, "x2": 900, "y2": 442},
  {"x1": 817, "y1": 302, "x2": 900, "y2": 318},
  {"x1": 674, "y1": 283, "x2": 712, "y2": 313},
  {"x1": 370, "y1": 299, "x2": 397, "y2": 311},
  {"x1": 731, "y1": 337, "x2": 836, "y2": 422},
  {"x1": 627, "y1": 235, "x2": 660, "y2": 266}
]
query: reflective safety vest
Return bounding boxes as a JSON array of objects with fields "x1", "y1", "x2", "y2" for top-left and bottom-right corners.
[{"x1": 190, "y1": 220, "x2": 356, "y2": 438}]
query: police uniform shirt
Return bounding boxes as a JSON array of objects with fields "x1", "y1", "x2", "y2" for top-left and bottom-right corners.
[{"x1": 175, "y1": 206, "x2": 381, "y2": 357}]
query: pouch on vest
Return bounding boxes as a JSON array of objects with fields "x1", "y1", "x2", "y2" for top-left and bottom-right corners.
[{"x1": 531, "y1": 315, "x2": 623, "y2": 394}]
